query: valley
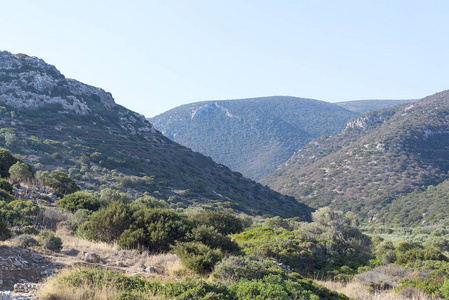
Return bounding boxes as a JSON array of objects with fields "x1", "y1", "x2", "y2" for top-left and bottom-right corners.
[{"x1": 1, "y1": 52, "x2": 449, "y2": 299}]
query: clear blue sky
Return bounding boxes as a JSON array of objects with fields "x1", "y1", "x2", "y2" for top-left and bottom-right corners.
[{"x1": 2, "y1": 0, "x2": 449, "y2": 117}]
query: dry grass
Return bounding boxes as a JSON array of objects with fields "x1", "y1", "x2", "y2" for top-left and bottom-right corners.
[{"x1": 317, "y1": 280, "x2": 435, "y2": 300}]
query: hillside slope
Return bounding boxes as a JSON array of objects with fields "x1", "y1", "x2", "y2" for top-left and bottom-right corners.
[
  {"x1": 150, "y1": 97, "x2": 357, "y2": 180},
  {"x1": 262, "y1": 90, "x2": 449, "y2": 224},
  {"x1": 335, "y1": 99, "x2": 416, "y2": 114},
  {"x1": 0, "y1": 51, "x2": 311, "y2": 219}
]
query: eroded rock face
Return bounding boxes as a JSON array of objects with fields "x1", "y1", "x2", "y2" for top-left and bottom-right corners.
[{"x1": 0, "y1": 51, "x2": 116, "y2": 115}]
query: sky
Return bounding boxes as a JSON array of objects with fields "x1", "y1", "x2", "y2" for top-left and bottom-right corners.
[{"x1": 2, "y1": 0, "x2": 449, "y2": 117}]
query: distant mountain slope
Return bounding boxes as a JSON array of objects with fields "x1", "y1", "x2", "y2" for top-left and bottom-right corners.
[
  {"x1": 150, "y1": 97, "x2": 357, "y2": 180},
  {"x1": 335, "y1": 99, "x2": 416, "y2": 114},
  {"x1": 0, "y1": 51, "x2": 312, "y2": 219},
  {"x1": 262, "y1": 90, "x2": 449, "y2": 224}
]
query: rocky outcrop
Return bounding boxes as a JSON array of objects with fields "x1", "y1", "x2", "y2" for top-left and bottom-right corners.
[
  {"x1": 0, "y1": 51, "x2": 116, "y2": 115},
  {"x1": 345, "y1": 110, "x2": 395, "y2": 130}
]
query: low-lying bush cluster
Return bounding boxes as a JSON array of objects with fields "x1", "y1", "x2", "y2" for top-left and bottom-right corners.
[{"x1": 40, "y1": 268, "x2": 350, "y2": 300}]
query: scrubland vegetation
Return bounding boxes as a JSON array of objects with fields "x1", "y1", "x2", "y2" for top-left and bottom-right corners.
[{"x1": 2, "y1": 145, "x2": 449, "y2": 299}]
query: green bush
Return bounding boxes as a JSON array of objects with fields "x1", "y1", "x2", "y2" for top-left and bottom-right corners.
[
  {"x1": 84, "y1": 203, "x2": 192, "y2": 251},
  {"x1": 172, "y1": 241, "x2": 224, "y2": 275},
  {"x1": 9, "y1": 161, "x2": 33, "y2": 182},
  {"x1": 38, "y1": 229, "x2": 62, "y2": 251},
  {"x1": 37, "y1": 171, "x2": 80, "y2": 197},
  {"x1": 0, "y1": 215, "x2": 11, "y2": 240},
  {"x1": 440, "y1": 278, "x2": 449, "y2": 298},
  {"x1": 213, "y1": 256, "x2": 286, "y2": 283},
  {"x1": 0, "y1": 178, "x2": 13, "y2": 194},
  {"x1": 21, "y1": 225, "x2": 39, "y2": 235},
  {"x1": 396, "y1": 248, "x2": 447, "y2": 265},
  {"x1": 265, "y1": 216, "x2": 293, "y2": 230},
  {"x1": 0, "y1": 200, "x2": 40, "y2": 225},
  {"x1": 58, "y1": 192, "x2": 100, "y2": 212},
  {"x1": 13, "y1": 234, "x2": 37, "y2": 247},
  {"x1": 186, "y1": 225, "x2": 240, "y2": 254},
  {"x1": 0, "y1": 188, "x2": 14, "y2": 202},
  {"x1": 68, "y1": 209, "x2": 92, "y2": 232},
  {"x1": 194, "y1": 210, "x2": 244, "y2": 235},
  {"x1": 230, "y1": 274, "x2": 319, "y2": 300},
  {"x1": 82, "y1": 202, "x2": 134, "y2": 243},
  {"x1": 0, "y1": 148, "x2": 20, "y2": 178}
]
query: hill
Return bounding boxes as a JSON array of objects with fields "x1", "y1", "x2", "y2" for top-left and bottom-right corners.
[
  {"x1": 0, "y1": 51, "x2": 311, "y2": 219},
  {"x1": 150, "y1": 97, "x2": 357, "y2": 180},
  {"x1": 262, "y1": 90, "x2": 449, "y2": 225},
  {"x1": 335, "y1": 99, "x2": 416, "y2": 114}
]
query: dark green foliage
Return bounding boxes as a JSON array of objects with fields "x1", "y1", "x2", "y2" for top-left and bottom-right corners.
[
  {"x1": 8, "y1": 161, "x2": 33, "y2": 182},
  {"x1": 0, "y1": 215, "x2": 10, "y2": 240},
  {"x1": 186, "y1": 225, "x2": 240, "y2": 254},
  {"x1": 0, "y1": 148, "x2": 20, "y2": 178},
  {"x1": 82, "y1": 202, "x2": 134, "y2": 243},
  {"x1": 213, "y1": 256, "x2": 286, "y2": 283},
  {"x1": 0, "y1": 200, "x2": 40, "y2": 225},
  {"x1": 84, "y1": 203, "x2": 192, "y2": 251},
  {"x1": 0, "y1": 178, "x2": 13, "y2": 194},
  {"x1": 230, "y1": 274, "x2": 319, "y2": 300},
  {"x1": 58, "y1": 191, "x2": 100, "y2": 212},
  {"x1": 265, "y1": 216, "x2": 293, "y2": 230},
  {"x1": 43, "y1": 171, "x2": 80, "y2": 197},
  {"x1": 172, "y1": 241, "x2": 224, "y2": 275},
  {"x1": 38, "y1": 229, "x2": 62, "y2": 251},
  {"x1": 0, "y1": 188, "x2": 14, "y2": 202},
  {"x1": 396, "y1": 248, "x2": 447, "y2": 265},
  {"x1": 440, "y1": 279, "x2": 449, "y2": 298},
  {"x1": 194, "y1": 210, "x2": 244, "y2": 235}
]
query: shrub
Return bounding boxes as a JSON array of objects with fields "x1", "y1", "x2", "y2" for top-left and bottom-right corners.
[
  {"x1": 186, "y1": 225, "x2": 240, "y2": 254},
  {"x1": 265, "y1": 216, "x2": 292, "y2": 230},
  {"x1": 0, "y1": 178, "x2": 13, "y2": 194},
  {"x1": 440, "y1": 278, "x2": 449, "y2": 298},
  {"x1": 13, "y1": 234, "x2": 37, "y2": 247},
  {"x1": 0, "y1": 215, "x2": 10, "y2": 240},
  {"x1": 0, "y1": 148, "x2": 20, "y2": 178},
  {"x1": 172, "y1": 241, "x2": 224, "y2": 275},
  {"x1": 230, "y1": 274, "x2": 318, "y2": 300},
  {"x1": 396, "y1": 248, "x2": 447, "y2": 265},
  {"x1": 40, "y1": 171, "x2": 80, "y2": 197},
  {"x1": 0, "y1": 188, "x2": 14, "y2": 202},
  {"x1": 194, "y1": 210, "x2": 244, "y2": 235},
  {"x1": 84, "y1": 203, "x2": 192, "y2": 251},
  {"x1": 68, "y1": 209, "x2": 92, "y2": 232},
  {"x1": 21, "y1": 225, "x2": 38, "y2": 235},
  {"x1": 0, "y1": 200, "x2": 40, "y2": 225},
  {"x1": 9, "y1": 161, "x2": 33, "y2": 182},
  {"x1": 213, "y1": 256, "x2": 286, "y2": 283},
  {"x1": 58, "y1": 192, "x2": 100, "y2": 212},
  {"x1": 38, "y1": 229, "x2": 62, "y2": 251},
  {"x1": 98, "y1": 188, "x2": 132, "y2": 207},
  {"x1": 119, "y1": 207, "x2": 191, "y2": 251},
  {"x1": 83, "y1": 202, "x2": 134, "y2": 243}
]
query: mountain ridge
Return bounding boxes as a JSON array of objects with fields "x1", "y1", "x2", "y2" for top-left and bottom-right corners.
[
  {"x1": 150, "y1": 97, "x2": 358, "y2": 180},
  {"x1": 0, "y1": 51, "x2": 312, "y2": 219},
  {"x1": 262, "y1": 89, "x2": 449, "y2": 224}
]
